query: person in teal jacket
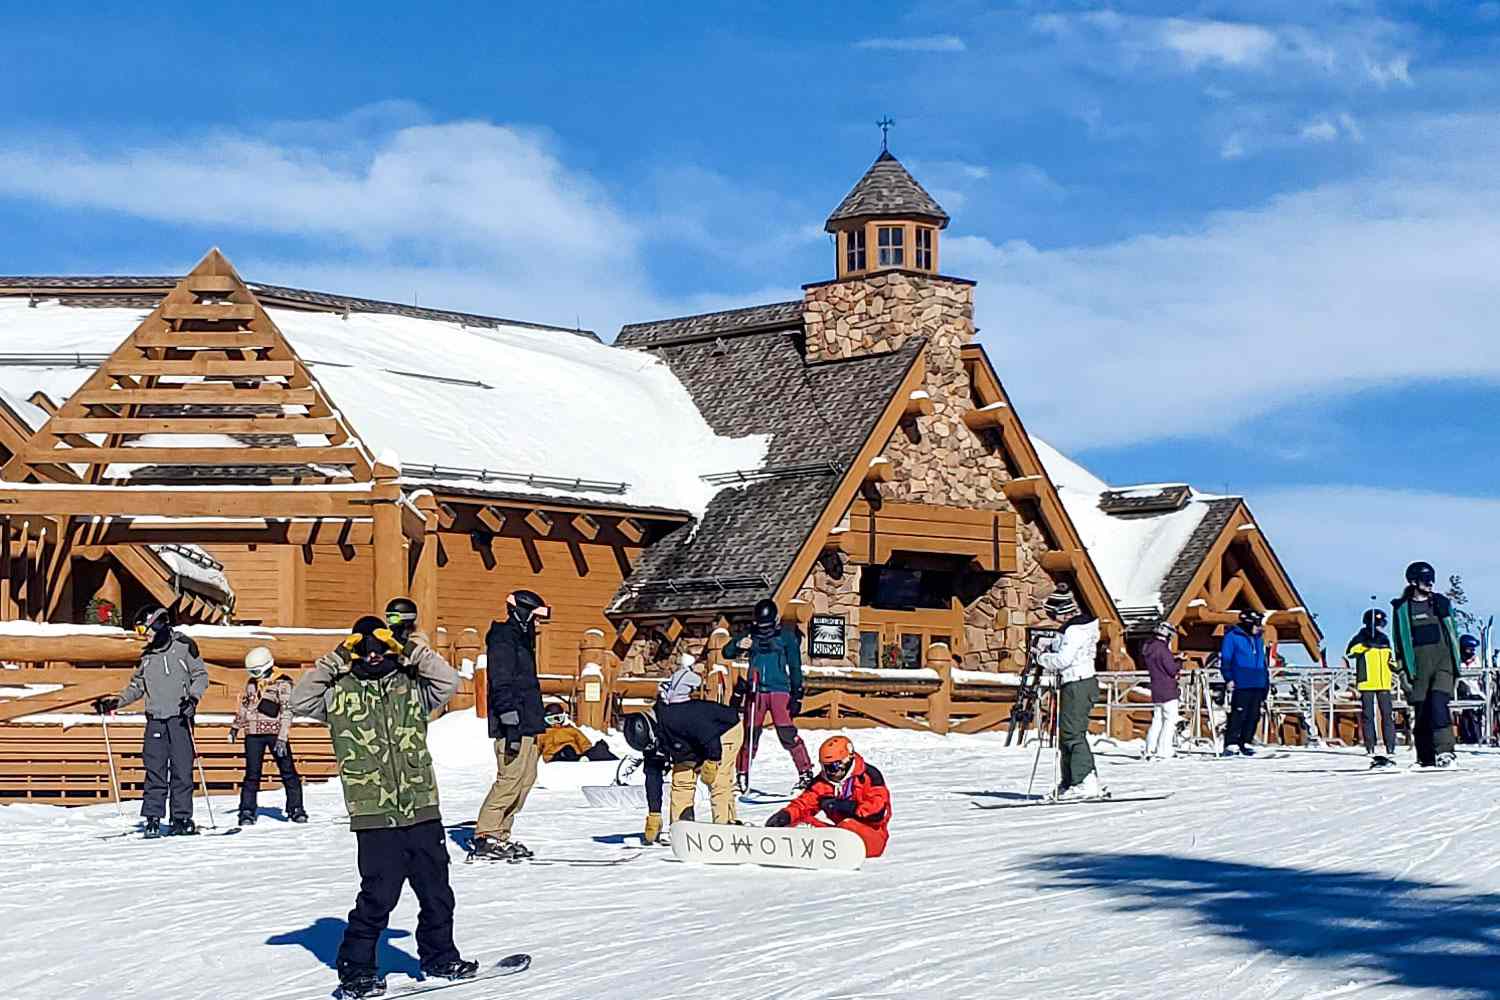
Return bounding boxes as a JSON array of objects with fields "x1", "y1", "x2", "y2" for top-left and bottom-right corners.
[
  {"x1": 724, "y1": 599, "x2": 814, "y2": 790},
  {"x1": 1391, "y1": 560, "x2": 1463, "y2": 767}
]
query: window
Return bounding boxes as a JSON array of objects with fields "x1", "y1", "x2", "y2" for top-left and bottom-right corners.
[
  {"x1": 877, "y1": 226, "x2": 904, "y2": 267},
  {"x1": 859, "y1": 631, "x2": 880, "y2": 669},
  {"x1": 860, "y1": 566, "x2": 959, "y2": 611},
  {"x1": 845, "y1": 228, "x2": 866, "y2": 273},
  {"x1": 915, "y1": 227, "x2": 934, "y2": 270}
]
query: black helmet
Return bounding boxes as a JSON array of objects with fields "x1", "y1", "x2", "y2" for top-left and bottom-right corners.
[
  {"x1": 1362, "y1": 609, "x2": 1388, "y2": 631},
  {"x1": 350, "y1": 614, "x2": 389, "y2": 659},
  {"x1": 753, "y1": 599, "x2": 778, "y2": 627},
  {"x1": 508, "y1": 589, "x2": 549, "y2": 628},
  {"x1": 1405, "y1": 561, "x2": 1436, "y2": 587},
  {"x1": 133, "y1": 604, "x2": 170, "y2": 632},
  {"x1": 1238, "y1": 609, "x2": 1264, "y2": 629},
  {"x1": 1460, "y1": 633, "x2": 1480, "y2": 654},
  {"x1": 622, "y1": 712, "x2": 661, "y2": 754},
  {"x1": 385, "y1": 597, "x2": 418, "y2": 638}
]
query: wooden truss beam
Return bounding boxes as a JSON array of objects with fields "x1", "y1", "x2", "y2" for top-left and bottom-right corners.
[{"x1": 0, "y1": 487, "x2": 375, "y2": 518}]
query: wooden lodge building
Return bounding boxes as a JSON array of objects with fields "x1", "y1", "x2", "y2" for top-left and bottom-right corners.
[{"x1": 0, "y1": 150, "x2": 1319, "y2": 801}]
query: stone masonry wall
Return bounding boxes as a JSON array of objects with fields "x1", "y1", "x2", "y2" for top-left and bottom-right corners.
[{"x1": 797, "y1": 271, "x2": 1065, "y2": 671}]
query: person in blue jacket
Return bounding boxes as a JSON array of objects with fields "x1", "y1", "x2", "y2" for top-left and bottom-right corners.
[
  {"x1": 1219, "y1": 609, "x2": 1269, "y2": 756},
  {"x1": 724, "y1": 599, "x2": 815, "y2": 791}
]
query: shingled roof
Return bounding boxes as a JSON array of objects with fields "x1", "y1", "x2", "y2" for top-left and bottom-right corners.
[
  {"x1": 825, "y1": 151, "x2": 950, "y2": 231},
  {"x1": 615, "y1": 300, "x2": 804, "y2": 349},
  {"x1": 1156, "y1": 497, "x2": 1242, "y2": 623},
  {"x1": 610, "y1": 327, "x2": 924, "y2": 618}
]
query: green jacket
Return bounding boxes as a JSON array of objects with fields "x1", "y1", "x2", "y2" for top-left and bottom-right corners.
[
  {"x1": 291, "y1": 639, "x2": 459, "y2": 831},
  {"x1": 1390, "y1": 591, "x2": 1462, "y2": 698}
]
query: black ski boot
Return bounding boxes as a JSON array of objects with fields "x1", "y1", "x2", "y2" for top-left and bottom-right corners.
[
  {"x1": 506, "y1": 840, "x2": 534, "y2": 861},
  {"x1": 468, "y1": 835, "x2": 512, "y2": 862},
  {"x1": 287, "y1": 809, "x2": 308, "y2": 824},
  {"x1": 337, "y1": 961, "x2": 385, "y2": 998},
  {"x1": 144, "y1": 817, "x2": 162, "y2": 839},
  {"x1": 238, "y1": 810, "x2": 257, "y2": 827},
  {"x1": 169, "y1": 817, "x2": 199, "y2": 836},
  {"x1": 421, "y1": 957, "x2": 479, "y2": 982}
]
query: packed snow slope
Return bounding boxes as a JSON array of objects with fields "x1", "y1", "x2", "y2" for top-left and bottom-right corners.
[{"x1": 4, "y1": 714, "x2": 1499, "y2": 1000}]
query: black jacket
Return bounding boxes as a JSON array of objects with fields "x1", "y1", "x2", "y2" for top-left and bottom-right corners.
[
  {"x1": 656, "y1": 698, "x2": 740, "y2": 765},
  {"x1": 485, "y1": 619, "x2": 546, "y2": 739}
]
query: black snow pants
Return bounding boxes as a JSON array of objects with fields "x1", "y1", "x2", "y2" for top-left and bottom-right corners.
[
  {"x1": 338, "y1": 819, "x2": 459, "y2": 976},
  {"x1": 1412, "y1": 691, "x2": 1455, "y2": 766},
  {"x1": 1223, "y1": 687, "x2": 1267, "y2": 750},
  {"x1": 141, "y1": 716, "x2": 195, "y2": 820},
  {"x1": 239, "y1": 733, "x2": 304, "y2": 817},
  {"x1": 1360, "y1": 690, "x2": 1396, "y2": 755}
]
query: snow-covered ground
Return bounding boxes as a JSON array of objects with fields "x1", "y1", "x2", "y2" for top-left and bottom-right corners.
[{"x1": 4, "y1": 713, "x2": 1498, "y2": 1000}]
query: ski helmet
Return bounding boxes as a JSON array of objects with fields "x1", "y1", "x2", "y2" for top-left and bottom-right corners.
[
  {"x1": 1460, "y1": 634, "x2": 1480, "y2": 655},
  {"x1": 1044, "y1": 585, "x2": 1079, "y2": 621},
  {"x1": 1362, "y1": 609, "x2": 1388, "y2": 631},
  {"x1": 1238, "y1": 609, "x2": 1264, "y2": 629},
  {"x1": 384, "y1": 597, "x2": 418, "y2": 638},
  {"x1": 819, "y1": 735, "x2": 855, "y2": 779},
  {"x1": 543, "y1": 700, "x2": 570, "y2": 726},
  {"x1": 244, "y1": 646, "x2": 274, "y2": 678},
  {"x1": 507, "y1": 589, "x2": 550, "y2": 628},
  {"x1": 1405, "y1": 561, "x2": 1437, "y2": 587},
  {"x1": 133, "y1": 604, "x2": 170, "y2": 637},
  {"x1": 350, "y1": 614, "x2": 389, "y2": 660},
  {"x1": 1153, "y1": 621, "x2": 1176, "y2": 641},
  {"x1": 621, "y1": 711, "x2": 661, "y2": 754}
]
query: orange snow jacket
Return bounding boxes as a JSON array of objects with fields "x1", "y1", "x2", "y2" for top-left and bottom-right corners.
[
  {"x1": 783, "y1": 753, "x2": 891, "y2": 833},
  {"x1": 537, "y1": 724, "x2": 593, "y2": 762}
]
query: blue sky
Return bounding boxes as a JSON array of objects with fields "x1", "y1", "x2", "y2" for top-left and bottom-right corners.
[{"x1": 3, "y1": 1, "x2": 1500, "y2": 650}]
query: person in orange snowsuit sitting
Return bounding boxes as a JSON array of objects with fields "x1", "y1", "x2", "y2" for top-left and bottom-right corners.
[{"x1": 765, "y1": 735, "x2": 890, "y2": 858}]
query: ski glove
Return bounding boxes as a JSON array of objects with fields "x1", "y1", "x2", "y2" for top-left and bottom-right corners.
[
  {"x1": 179, "y1": 697, "x2": 198, "y2": 721},
  {"x1": 499, "y1": 710, "x2": 521, "y2": 727},
  {"x1": 789, "y1": 688, "x2": 804, "y2": 718},
  {"x1": 274, "y1": 739, "x2": 289, "y2": 758},
  {"x1": 93, "y1": 695, "x2": 120, "y2": 715},
  {"x1": 372, "y1": 627, "x2": 404, "y2": 654},
  {"x1": 227, "y1": 728, "x2": 239, "y2": 744},
  {"x1": 765, "y1": 809, "x2": 792, "y2": 828},
  {"x1": 819, "y1": 796, "x2": 858, "y2": 820}
]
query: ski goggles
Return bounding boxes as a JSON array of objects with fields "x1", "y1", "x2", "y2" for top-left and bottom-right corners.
[
  {"x1": 822, "y1": 757, "x2": 854, "y2": 780},
  {"x1": 544, "y1": 709, "x2": 570, "y2": 726},
  {"x1": 386, "y1": 610, "x2": 416, "y2": 626}
]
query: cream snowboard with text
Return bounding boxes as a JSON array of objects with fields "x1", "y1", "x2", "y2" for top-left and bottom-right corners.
[{"x1": 670, "y1": 820, "x2": 866, "y2": 870}]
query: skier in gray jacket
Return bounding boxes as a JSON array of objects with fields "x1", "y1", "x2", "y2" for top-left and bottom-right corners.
[{"x1": 94, "y1": 605, "x2": 209, "y2": 837}]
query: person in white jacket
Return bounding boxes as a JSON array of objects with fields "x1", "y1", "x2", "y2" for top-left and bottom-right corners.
[{"x1": 1037, "y1": 585, "x2": 1104, "y2": 800}]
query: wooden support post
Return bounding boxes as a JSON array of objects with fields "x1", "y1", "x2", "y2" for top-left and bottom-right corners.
[
  {"x1": 411, "y1": 494, "x2": 440, "y2": 636},
  {"x1": 927, "y1": 641, "x2": 953, "y2": 735},
  {"x1": 576, "y1": 629, "x2": 608, "y2": 730},
  {"x1": 456, "y1": 627, "x2": 484, "y2": 718},
  {"x1": 371, "y1": 463, "x2": 405, "y2": 612},
  {"x1": 705, "y1": 626, "x2": 730, "y2": 703}
]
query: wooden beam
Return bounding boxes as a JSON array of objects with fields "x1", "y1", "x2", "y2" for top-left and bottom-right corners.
[
  {"x1": 475, "y1": 506, "x2": 505, "y2": 534},
  {"x1": 21, "y1": 446, "x2": 362, "y2": 466},
  {"x1": 184, "y1": 274, "x2": 238, "y2": 293},
  {"x1": 864, "y1": 457, "x2": 894, "y2": 484},
  {"x1": 904, "y1": 391, "x2": 934, "y2": 419},
  {"x1": 436, "y1": 503, "x2": 458, "y2": 530},
  {"x1": 962, "y1": 404, "x2": 1010, "y2": 432},
  {"x1": 133, "y1": 331, "x2": 276, "y2": 349},
  {"x1": 572, "y1": 513, "x2": 600, "y2": 540},
  {"x1": 524, "y1": 509, "x2": 554, "y2": 536},
  {"x1": 72, "y1": 388, "x2": 318, "y2": 407},
  {"x1": 617, "y1": 517, "x2": 645, "y2": 544},
  {"x1": 159, "y1": 302, "x2": 257, "y2": 321},
  {"x1": 0, "y1": 487, "x2": 374, "y2": 518},
  {"x1": 102, "y1": 360, "x2": 295, "y2": 378},
  {"x1": 1039, "y1": 549, "x2": 1076, "y2": 573},
  {"x1": 664, "y1": 617, "x2": 684, "y2": 642},
  {"x1": 1001, "y1": 476, "x2": 1043, "y2": 502},
  {"x1": 47, "y1": 417, "x2": 339, "y2": 436}
]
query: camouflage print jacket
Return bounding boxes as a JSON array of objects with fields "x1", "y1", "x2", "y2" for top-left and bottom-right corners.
[{"x1": 290, "y1": 639, "x2": 459, "y2": 831}]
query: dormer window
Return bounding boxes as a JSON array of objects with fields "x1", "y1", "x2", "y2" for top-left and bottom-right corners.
[
  {"x1": 915, "y1": 227, "x2": 934, "y2": 270},
  {"x1": 877, "y1": 226, "x2": 905, "y2": 268},
  {"x1": 845, "y1": 228, "x2": 867, "y2": 273}
]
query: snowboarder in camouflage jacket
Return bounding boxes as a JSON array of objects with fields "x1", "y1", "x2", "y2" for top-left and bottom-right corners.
[{"x1": 290, "y1": 610, "x2": 475, "y2": 998}]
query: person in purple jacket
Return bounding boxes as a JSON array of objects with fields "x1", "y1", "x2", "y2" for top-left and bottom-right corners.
[{"x1": 1141, "y1": 621, "x2": 1183, "y2": 760}]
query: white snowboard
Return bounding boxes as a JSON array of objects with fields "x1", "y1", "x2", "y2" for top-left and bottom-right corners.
[
  {"x1": 582, "y1": 784, "x2": 648, "y2": 809},
  {"x1": 670, "y1": 820, "x2": 866, "y2": 871}
]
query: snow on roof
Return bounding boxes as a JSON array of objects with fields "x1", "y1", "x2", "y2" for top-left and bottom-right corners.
[
  {"x1": 150, "y1": 543, "x2": 232, "y2": 600},
  {"x1": 1032, "y1": 438, "x2": 1213, "y2": 612},
  {"x1": 0, "y1": 299, "x2": 769, "y2": 517}
]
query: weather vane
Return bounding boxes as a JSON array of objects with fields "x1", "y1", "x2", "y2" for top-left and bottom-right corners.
[{"x1": 877, "y1": 116, "x2": 894, "y2": 152}]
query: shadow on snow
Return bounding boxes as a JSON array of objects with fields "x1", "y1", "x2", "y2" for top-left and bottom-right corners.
[
  {"x1": 1030, "y1": 852, "x2": 1500, "y2": 998},
  {"x1": 266, "y1": 917, "x2": 421, "y2": 976}
]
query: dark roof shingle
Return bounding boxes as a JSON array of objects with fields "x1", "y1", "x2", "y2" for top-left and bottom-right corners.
[
  {"x1": 615, "y1": 301, "x2": 804, "y2": 349},
  {"x1": 825, "y1": 151, "x2": 950, "y2": 230}
]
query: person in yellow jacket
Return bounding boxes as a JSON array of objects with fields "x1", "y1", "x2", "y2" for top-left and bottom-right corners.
[
  {"x1": 1347, "y1": 609, "x2": 1397, "y2": 763},
  {"x1": 536, "y1": 701, "x2": 617, "y2": 763}
]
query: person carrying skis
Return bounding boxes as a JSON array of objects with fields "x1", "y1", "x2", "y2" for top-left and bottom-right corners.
[
  {"x1": 1391, "y1": 561, "x2": 1463, "y2": 768},
  {"x1": 472, "y1": 589, "x2": 549, "y2": 861},
  {"x1": 291, "y1": 614, "x2": 475, "y2": 998},
  {"x1": 229, "y1": 645, "x2": 307, "y2": 825},
  {"x1": 92, "y1": 605, "x2": 209, "y2": 838},
  {"x1": 766, "y1": 735, "x2": 891, "y2": 859},
  {"x1": 1456, "y1": 634, "x2": 1484, "y2": 745},
  {"x1": 1346, "y1": 610, "x2": 1397, "y2": 763},
  {"x1": 1037, "y1": 584, "x2": 1104, "y2": 799},
  {"x1": 1140, "y1": 621, "x2": 1182, "y2": 761},
  {"x1": 725, "y1": 598, "x2": 815, "y2": 791},
  {"x1": 1219, "y1": 609, "x2": 1269, "y2": 756}
]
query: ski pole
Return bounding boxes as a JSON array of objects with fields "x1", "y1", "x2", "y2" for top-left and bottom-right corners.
[
  {"x1": 184, "y1": 719, "x2": 217, "y2": 830},
  {"x1": 1050, "y1": 683, "x2": 1062, "y2": 794},
  {"x1": 99, "y1": 710, "x2": 124, "y2": 817},
  {"x1": 1025, "y1": 687, "x2": 1047, "y2": 798}
]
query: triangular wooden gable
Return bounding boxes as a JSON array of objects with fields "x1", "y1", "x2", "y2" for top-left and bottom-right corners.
[{"x1": 2, "y1": 249, "x2": 371, "y2": 486}]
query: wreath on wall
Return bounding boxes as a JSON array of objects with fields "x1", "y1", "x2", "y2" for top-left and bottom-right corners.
[{"x1": 87, "y1": 596, "x2": 121, "y2": 628}]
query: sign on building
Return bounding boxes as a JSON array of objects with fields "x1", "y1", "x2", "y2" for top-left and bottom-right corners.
[{"x1": 809, "y1": 614, "x2": 847, "y2": 660}]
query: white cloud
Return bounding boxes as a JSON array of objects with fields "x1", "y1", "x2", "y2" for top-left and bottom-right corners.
[
  {"x1": 855, "y1": 35, "x2": 965, "y2": 53},
  {"x1": 945, "y1": 114, "x2": 1500, "y2": 450},
  {"x1": 1251, "y1": 486, "x2": 1500, "y2": 641},
  {"x1": 1298, "y1": 119, "x2": 1339, "y2": 142},
  {"x1": 1220, "y1": 133, "x2": 1248, "y2": 159},
  {"x1": 1159, "y1": 18, "x2": 1277, "y2": 68}
]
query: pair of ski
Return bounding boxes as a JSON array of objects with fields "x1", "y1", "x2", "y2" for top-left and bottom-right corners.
[
  {"x1": 972, "y1": 791, "x2": 1174, "y2": 811},
  {"x1": 96, "y1": 825, "x2": 242, "y2": 841},
  {"x1": 464, "y1": 848, "x2": 643, "y2": 868}
]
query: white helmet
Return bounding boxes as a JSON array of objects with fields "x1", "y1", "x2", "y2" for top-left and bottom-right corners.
[
  {"x1": 1154, "y1": 621, "x2": 1176, "y2": 641},
  {"x1": 244, "y1": 645, "x2": 275, "y2": 678}
]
